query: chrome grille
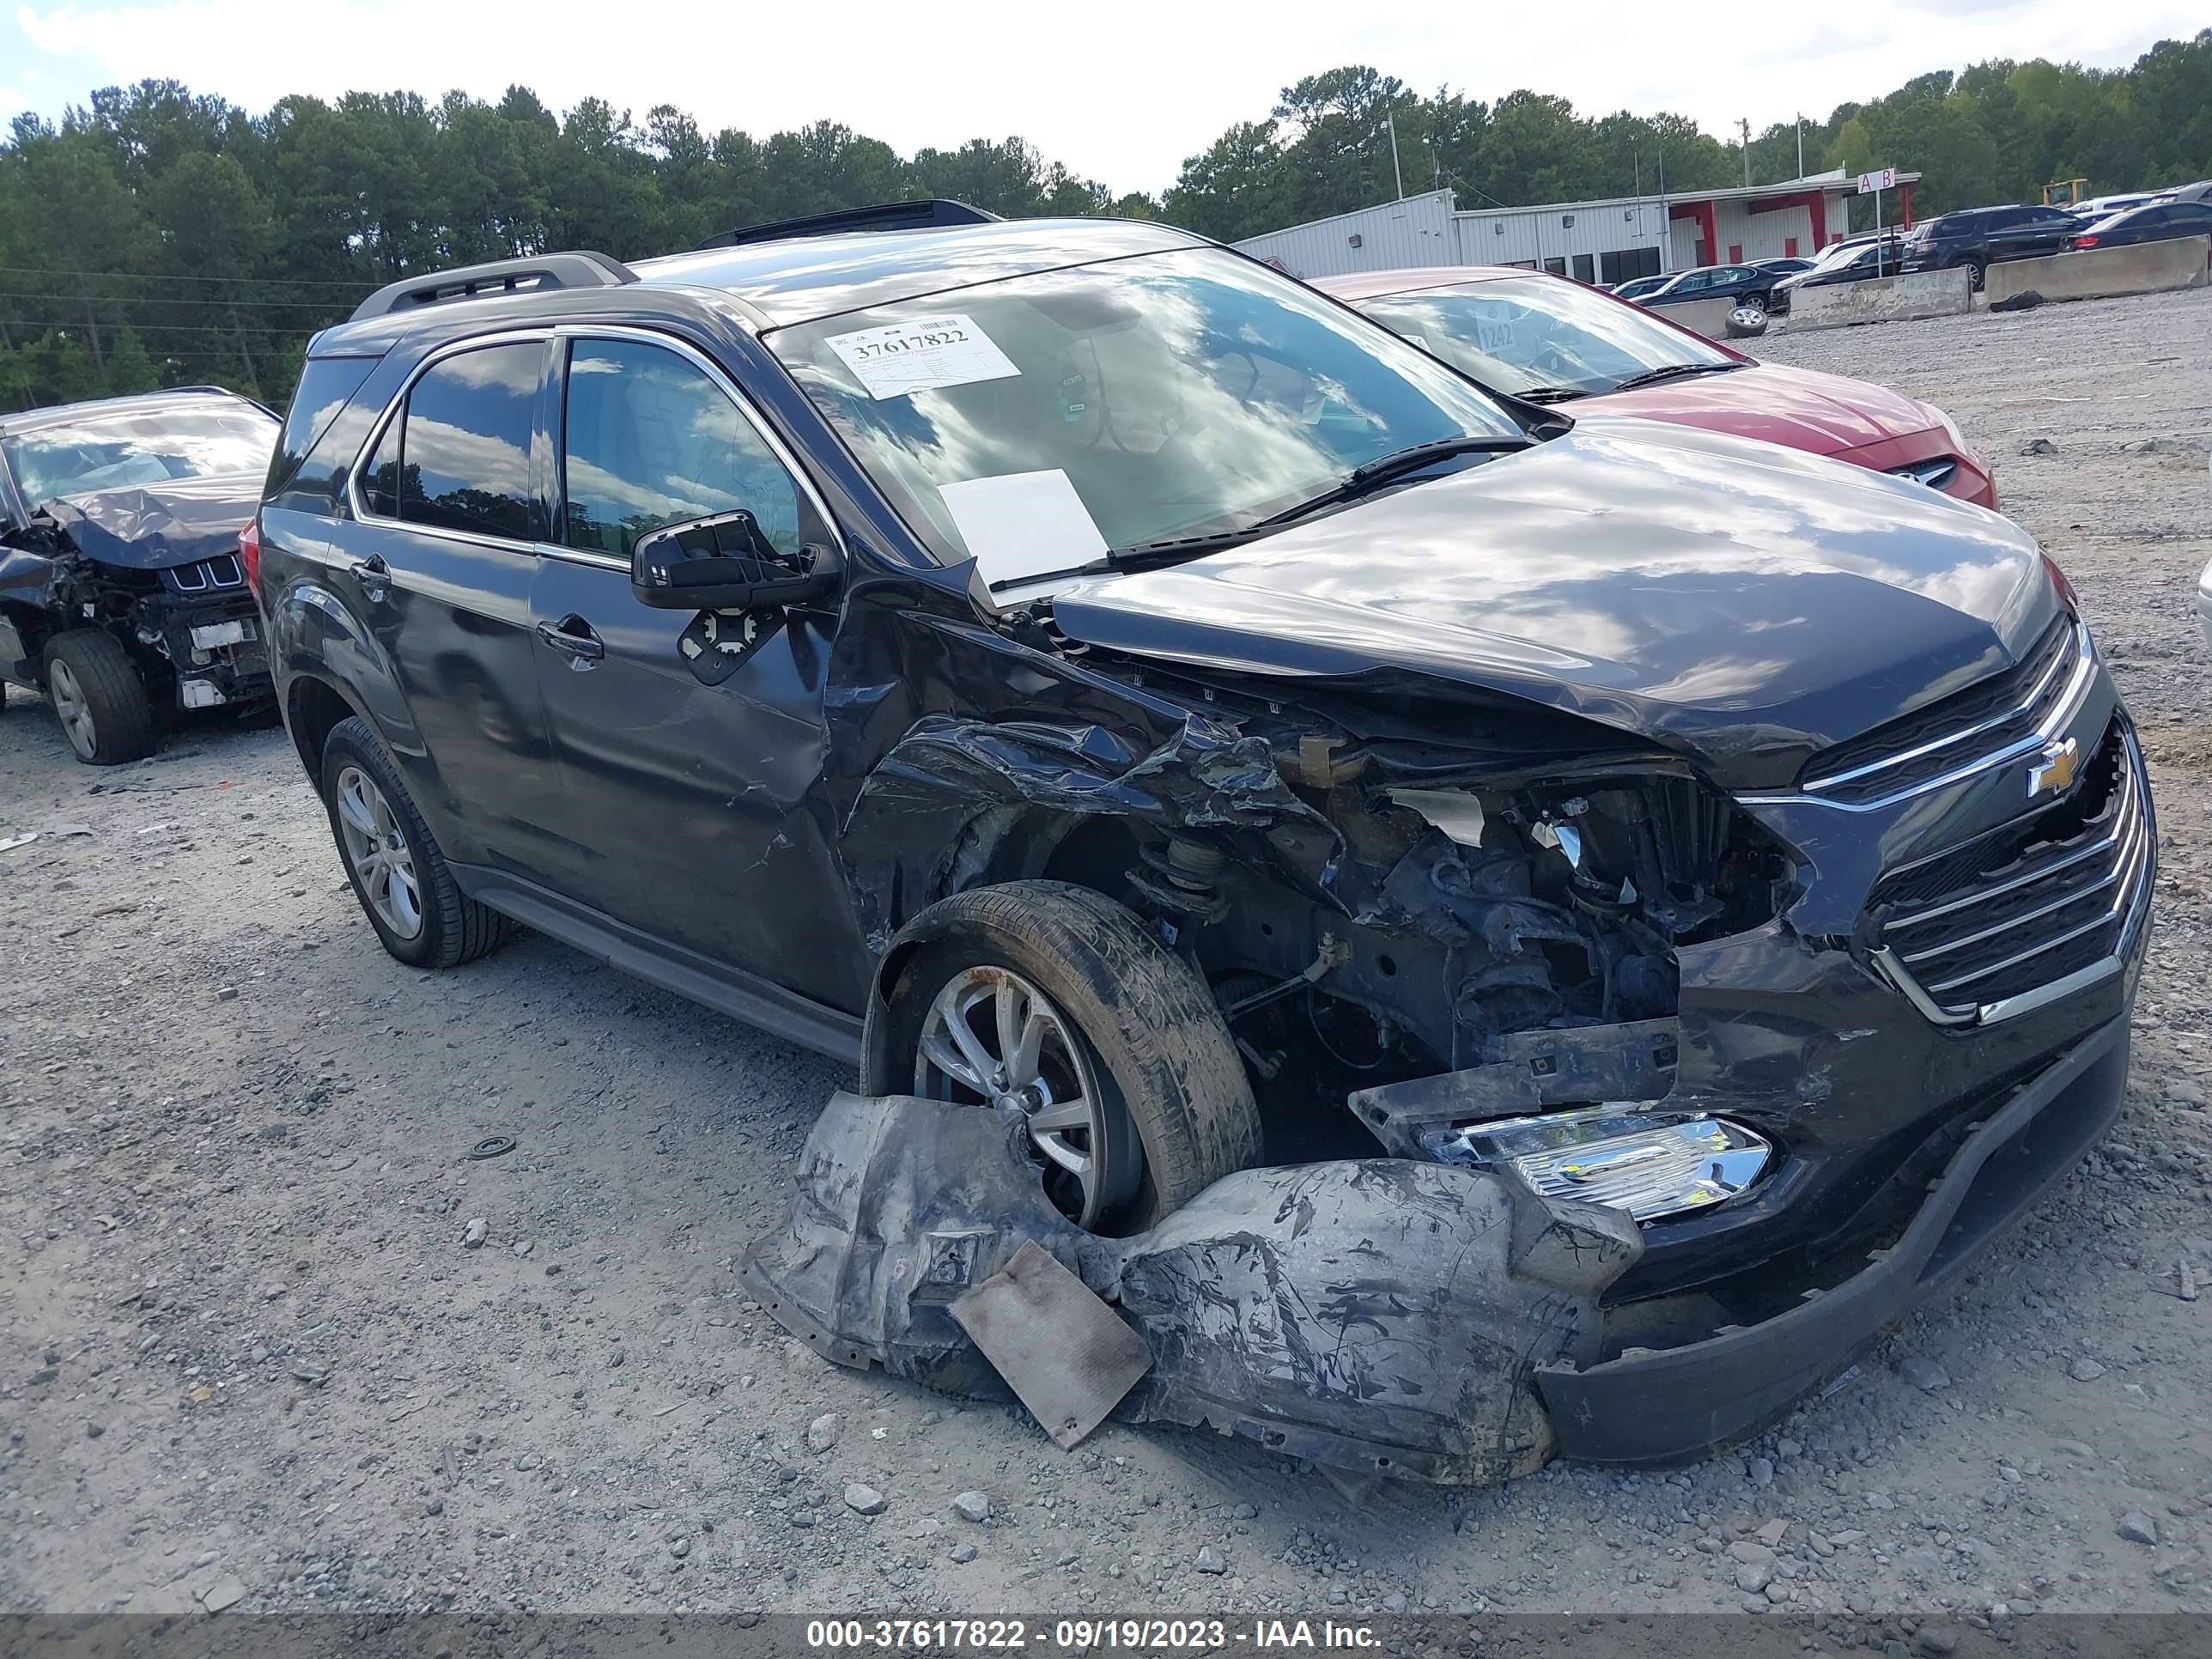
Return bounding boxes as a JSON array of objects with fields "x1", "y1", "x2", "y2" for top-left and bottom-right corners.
[
  {"x1": 1797, "y1": 617, "x2": 2087, "y2": 807},
  {"x1": 1875, "y1": 722, "x2": 2150, "y2": 1023},
  {"x1": 1887, "y1": 457, "x2": 1960, "y2": 491}
]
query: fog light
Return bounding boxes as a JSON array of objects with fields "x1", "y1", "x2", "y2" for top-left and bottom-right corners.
[{"x1": 1418, "y1": 1106, "x2": 1771, "y2": 1222}]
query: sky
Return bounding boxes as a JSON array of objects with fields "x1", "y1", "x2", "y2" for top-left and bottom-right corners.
[{"x1": 0, "y1": 0, "x2": 2200, "y2": 192}]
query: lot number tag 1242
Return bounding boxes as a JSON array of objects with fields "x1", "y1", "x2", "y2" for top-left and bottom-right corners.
[{"x1": 823, "y1": 314, "x2": 1021, "y2": 400}]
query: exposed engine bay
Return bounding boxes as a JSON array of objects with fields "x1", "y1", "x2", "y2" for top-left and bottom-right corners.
[
  {"x1": 1024, "y1": 660, "x2": 1801, "y2": 1168},
  {"x1": 0, "y1": 514, "x2": 270, "y2": 714}
]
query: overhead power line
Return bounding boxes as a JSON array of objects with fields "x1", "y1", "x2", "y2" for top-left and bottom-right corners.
[{"x1": 0, "y1": 262, "x2": 375, "y2": 289}]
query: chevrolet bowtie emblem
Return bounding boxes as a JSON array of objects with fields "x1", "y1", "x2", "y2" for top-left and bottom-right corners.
[{"x1": 2028, "y1": 735, "x2": 2081, "y2": 799}]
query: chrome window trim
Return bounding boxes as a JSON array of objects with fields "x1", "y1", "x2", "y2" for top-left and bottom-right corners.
[
  {"x1": 1739, "y1": 623, "x2": 2096, "y2": 813},
  {"x1": 546, "y1": 322, "x2": 847, "y2": 569},
  {"x1": 345, "y1": 328, "x2": 552, "y2": 556}
]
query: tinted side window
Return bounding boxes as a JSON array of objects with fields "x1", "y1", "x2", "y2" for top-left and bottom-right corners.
[
  {"x1": 362, "y1": 417, "x2": 402, "y2": 519},
  {"x1": 561, "y1": 338, "x2": 802, "y2": 560},
  {"x1": 268, "y1": 355, "x2": 380, "y2": 497},
  {"x1": 2173, "y1": 204, "x2": 2212, "y2": 225},
  {"x1": 394, "y1": 343, "x2": 544, "y2": 541}
]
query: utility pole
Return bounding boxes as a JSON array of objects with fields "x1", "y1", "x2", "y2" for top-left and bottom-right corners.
[
  {"x1": 1740, "y1": 118, "x2": 1753, "y2": 187},
  {"x1": 1796, "y1": 113, "x2": 1805, "y2": 181},
  {"x1": 1387, "y1": 112, "x2": 1405, "y2": 200}
]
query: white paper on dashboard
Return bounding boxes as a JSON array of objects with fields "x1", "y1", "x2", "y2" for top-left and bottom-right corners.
[
  {"x1": 938, "y1": 469, "x2": 1109, "y2": 601},
  {"x1": 822, "y1": 313, "x2": 1020, "y2": 400}
]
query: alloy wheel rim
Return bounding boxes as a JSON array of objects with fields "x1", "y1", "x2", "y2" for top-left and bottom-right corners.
[
  {"x1": 334, "y1": 766, "x2": 424, "y2": 940},
  {"x1": 912, "y1": 965, "x2": 1133, "y2": 1227},
  {"x1": 47, "y1": 660, "x2": 96, "y2": 760}
]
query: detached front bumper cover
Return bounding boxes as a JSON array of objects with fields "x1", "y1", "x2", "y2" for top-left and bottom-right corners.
[
  {"x1": 749, "y1": 1002, "x2": 2128, "y2": 1483},
  {"x1": 743, "y1": 1093, "x2": 1641, "y2": 1486}
]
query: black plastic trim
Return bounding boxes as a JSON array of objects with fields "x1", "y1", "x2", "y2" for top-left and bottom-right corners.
[
  {"x1": 1534, "y1": 1009, "x2": 2129, "y2": 1466},
  {"x1": 453, "y1": 864, "x2": 863, "y2": 1063}
]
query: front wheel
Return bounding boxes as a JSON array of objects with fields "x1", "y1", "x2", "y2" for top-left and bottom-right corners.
[
  {"x1": 42, "y1": 629, "x2": 155, "y2": 765},
  {"x1": 866, "y1": 881, "x2": 1263, "y2": 1234},
  {"x1": 1966, "y1": 258, "x2": 1987, "y2": 291}
]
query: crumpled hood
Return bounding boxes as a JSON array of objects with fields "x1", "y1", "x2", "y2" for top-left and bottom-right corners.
[
  {"x1": 40, "y1": 472, "x2": 262, "y2": 570},
  {"x1": 1048, "y1": 419, "x2": 2056, "y2": 789},
  {"x1": 1572, "y1": 363, "x2": 1939, "y2": 455}
]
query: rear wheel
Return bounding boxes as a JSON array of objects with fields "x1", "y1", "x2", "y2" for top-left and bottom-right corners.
[
  {"x1": 867, "y1": 881, "x2": 1263, "y2": 1233},
  {"x1": 41, "y1": 629, "x2": 155, "y2": 765},
  {"x1": 1966, "y1": 258, "x2": 1987, "y2": 291},
  {"x1": 319, "y1": 715, "x2": 509, "y2": 969}
]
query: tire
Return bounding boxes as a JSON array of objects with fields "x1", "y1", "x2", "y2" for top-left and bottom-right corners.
[
  {"x1": 319, "y1": 714, "x2": 509, "y2": 969},
  {"x1": 866, "y1": 880, "x2": 1263, "y2": 1234},
  {"x1": 1966, "y1": 258, "x2": 1987, "y2": 292},
  {"x1": 41, "y1": 629, "x2": 155, "y2": 765}
]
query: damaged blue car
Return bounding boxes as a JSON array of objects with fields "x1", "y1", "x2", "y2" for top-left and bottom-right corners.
[{"x1": 0, "y1": 387, "x2": 278, "y2": 763}]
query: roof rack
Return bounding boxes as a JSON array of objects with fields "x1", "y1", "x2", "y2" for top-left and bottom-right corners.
[
  {"x1": 349, "y1": 251, "x2": 637, "y2": 323},
  {"x1": 696, "y1": 198, "x2": 1001, "y2": 252}
]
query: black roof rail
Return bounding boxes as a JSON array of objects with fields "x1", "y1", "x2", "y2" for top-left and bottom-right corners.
[
  {"x1": 349, "y1": 251, "x2": 637, "y2": 323},
  {"x1": 696, "y1": 198, "x2": 1001, "y2": 251}
]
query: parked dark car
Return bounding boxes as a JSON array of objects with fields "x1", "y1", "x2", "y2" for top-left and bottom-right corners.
[
  {"x1": 1638, "y1": 261, "x2": 1785, "y2": 313},
  {"x1": 1, "y1": 388, "x2": 278, "y2": 762},
  {"x1": 2157, "y1": 179, "x2": 2212, "y2": 207},
  {"x1": 1771, "y1": 236, "x2": 1910, "y2": 297},
  {"x1": 1900, "y1": 204, "x2": 2082, "y2": 289},
  {"x1": 1753, "y1": 257, "x2": 1815, "y2": 278},
  {"x1": 2066, "y1": 198, "x2": 2212, "y2": 251},
  {"x1": 255, "y1": 204, "x2": 2149, "y2": 1475}
]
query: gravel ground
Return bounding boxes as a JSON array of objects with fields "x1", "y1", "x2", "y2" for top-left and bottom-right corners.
[{"x1": 2, "y1": 286, "x2": 2209, "y2": 1626}]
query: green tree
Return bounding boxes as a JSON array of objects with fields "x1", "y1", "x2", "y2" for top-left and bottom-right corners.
[{"x1": 104, "y1": 326, "x2": 159, "y2": 394}]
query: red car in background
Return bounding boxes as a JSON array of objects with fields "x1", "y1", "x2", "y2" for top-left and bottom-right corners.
[{"x1": 1313, "y1": 265, "x2": 1996, "y2": 509}]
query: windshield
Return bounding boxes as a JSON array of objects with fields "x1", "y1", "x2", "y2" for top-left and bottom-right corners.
[
  {"x1": 3, "y1": 405, "x2": 277, "y2": 514},
  {"x1": 765, "y1": 247, "x2": 1521, "y2": 586},
  {"x1": 1355, "y1": 276, "x2": 1736, "y2": 400}
]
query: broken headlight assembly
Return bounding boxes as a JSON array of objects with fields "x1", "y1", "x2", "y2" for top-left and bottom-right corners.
[{"x1": 1419, "y1": 1106, "x2": 1773, "y2": 1222}]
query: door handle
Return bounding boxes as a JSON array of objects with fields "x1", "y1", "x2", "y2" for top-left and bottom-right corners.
[
  {"x1": 536, "y1": 615, "x2": 605, "y2": 664},
  {"x1": 349, "y1": 553, "x2": 390, "y2": 603}
]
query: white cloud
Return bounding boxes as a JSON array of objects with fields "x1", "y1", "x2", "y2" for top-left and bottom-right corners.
[{"x1": 9, "y1": 0, "x2": 2199, "y2": 191}]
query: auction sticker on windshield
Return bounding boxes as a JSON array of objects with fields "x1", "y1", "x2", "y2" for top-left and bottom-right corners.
[{"x1": 823, "y1": 314, "x2": 1020, "y2": 400}]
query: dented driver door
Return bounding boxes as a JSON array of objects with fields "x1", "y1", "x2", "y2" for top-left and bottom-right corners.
[{"x1": 525, "y1": 328, "x2": 866, "y2": 1011}]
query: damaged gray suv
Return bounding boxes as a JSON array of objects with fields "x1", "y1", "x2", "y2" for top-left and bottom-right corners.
[{"x1": 255, "y1": 202, "x2": 2150, "y2": 1482}]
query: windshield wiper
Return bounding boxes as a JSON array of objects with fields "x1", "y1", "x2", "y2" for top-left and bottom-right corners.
[
  {"x1": 981, "y1": 436, "x2": 1534, "y2": 599},
  {"x1": 1512, "y1": 386, "x2": 1591, "y2": 404},
  {"x1": 1248, "y1": 435, "x2": 1534, "y2": 529},
  {"x1": 1611, "y1": 361, "x2": 1749, "y2": 392}
]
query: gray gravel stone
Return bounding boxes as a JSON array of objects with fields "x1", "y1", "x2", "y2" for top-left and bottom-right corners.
[
  {"x1": 844, "y1": 1483, "x2": 886, "y2": 1516},
  {"x1": 1194, "y1": 1547, "x2": 1226, "y2": 1575},
  {"x1": 951, "y1": 1544, "x2": 977, "y2": 1564},
  {"x1": 1735, "y1": 1562, "x2": 1775, "y2": 1594},
  {"x1": 199, "y1": 1575, "x2": 246, "y2": 1613},
  {"x1": 2069, "y1": 1358, "x2": 2106, "y2": 1381},
  {"x1": 461, "y1": 1218, "x2": 488, "y2": 1249},
  {"x1": 805, "y1": 1413, "x2": 842, "y2": 1454},
  {"x1": 1899, "y1": 1355, "x2": 1951, "y2": 1391},
  {"x1": 2118, "y1": 1511, "x2": 2160, "y2": 1546},
  {"x1": 953, "y1": 1491, "x2": 990, "y2": 1523}
]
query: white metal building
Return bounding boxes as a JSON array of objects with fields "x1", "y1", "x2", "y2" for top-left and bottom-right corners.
[{"x1": 1235, "y1": 171, "x2": 1922, "y2": 283}]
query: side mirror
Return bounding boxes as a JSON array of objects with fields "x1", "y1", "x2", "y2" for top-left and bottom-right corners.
[{"x1": 629, "y1": 510, "x2": 843, "y2": 611}]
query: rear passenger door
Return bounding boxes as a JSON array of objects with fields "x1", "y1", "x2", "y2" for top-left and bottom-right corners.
[
  {"x1": 331, "y1": 334, "x2": 568, "y2": 878},
  {"x1": 526, "y1": 327, "x2": 866, "y2": 1009}
]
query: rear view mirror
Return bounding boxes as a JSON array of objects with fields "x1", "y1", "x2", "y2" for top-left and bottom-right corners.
[{"x1": 629, "y1": 511, "x2": 843, "y2": 611}]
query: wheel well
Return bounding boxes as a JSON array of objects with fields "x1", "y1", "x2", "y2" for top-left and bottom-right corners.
[
  {"x1": 286, "y1": 676, "x2": 354, "y2": 780},
  {"x1": 868, "y1": 811, "x2": 1148, "y2": 1042}
]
